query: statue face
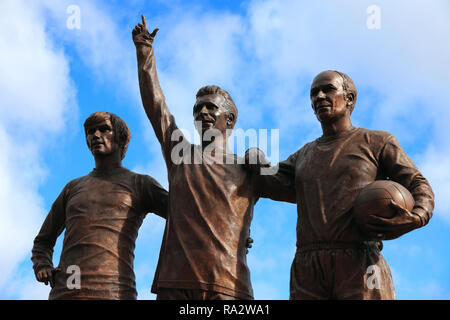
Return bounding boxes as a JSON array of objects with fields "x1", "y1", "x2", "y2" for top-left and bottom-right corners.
[
  {"x1": 85, "y1": 118, "x2": 119, "y2": 157},
  {"x1": 193, "y1": 94, "x2": 232, "y2": 136},
  {"x1": 310, "y1": 71, "x2": 350, "y2": 123}
]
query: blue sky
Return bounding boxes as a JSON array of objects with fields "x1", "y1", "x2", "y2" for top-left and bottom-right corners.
[{"x1": 1, "y1": 0, "x2": 449, "y2": 299}]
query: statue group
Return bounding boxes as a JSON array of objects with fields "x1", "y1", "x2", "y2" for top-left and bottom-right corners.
[{"x1": 31, "y1": 15, "x2": 434, "y2": 300}]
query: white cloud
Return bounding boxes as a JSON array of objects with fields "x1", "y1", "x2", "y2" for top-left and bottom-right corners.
[
  {"x1": 0, "y1": 0, "x2": 76, "y2": 297},
  {"x1": 0, "y1": 1, "x2": 75, "y2": 135},
  {"x1": 152, "y1": 9, "x2": 248, "y2": 132},
  {"x1": 0, "y1": 128, "x2": 45, "y2": 289},
  {"x1": 41, "y1": 0, "x2": 142, "y2": 105},
  {"x1": 244, "y1": 0, "x2": 450, "y2": 220},
  {"x1": 2, "y1": 0, "x2": 449, "y2": 300},
  {"x1": 245, "y1": 0, "x2": 450, "y2": 122},
  {"x1": 2, "y1": 269, "x2": 50, "y2": 300}
]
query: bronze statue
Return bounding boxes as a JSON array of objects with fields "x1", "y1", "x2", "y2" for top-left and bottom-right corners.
[
  {"x1": 31, "y1": 111, "x2": 168, "y2": 299},
  {"x1": 253, "y1": 70, "x2": 435, "y2": 299},
  {"x1": 133, "y1": 16, "x2": 265, "y2": 300}
]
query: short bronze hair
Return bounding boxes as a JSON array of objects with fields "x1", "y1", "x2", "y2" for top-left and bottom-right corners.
[
  {"x1": 84, "y1": 111, "x2": 131, "y2": 160},
  {"x1": 195, "y1": 85, "x2": 238, "y2": 126},
  {"x1": 330, "y1": 70, "x2": 357, "y2": 113}
]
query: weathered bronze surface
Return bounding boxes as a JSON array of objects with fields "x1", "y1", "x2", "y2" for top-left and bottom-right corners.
[
  {"x1": 31, "y1": 111, "x2": 168, "y2": 299},
  {"x1": 31, "y1": 15, "x2": 434, "y2": 301},
  {"x1": 255, "y1": 70, "x2": 435, "y2": 299},
  {"x1": 133, "y1": 16, "x2": 266, "y2": 300}
]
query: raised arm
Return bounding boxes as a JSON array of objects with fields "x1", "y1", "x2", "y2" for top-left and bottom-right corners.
[
  {"x1": 31, "y1": 187, "x2": 67, "y2": 287},
  {"x1": 132, "y1": 15, "x2": 181, "y2": 164}
]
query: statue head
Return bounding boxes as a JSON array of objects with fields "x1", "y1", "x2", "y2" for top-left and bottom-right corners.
[
  {"x1": 84, "y1": 111, "x2": 131, "y2": 160},
  {"x1": 193, "y1": 85, "x2": 237, "y2": 137},
  {"x1": 310, "y1": 70, "x2": 357, "y2": 123}
]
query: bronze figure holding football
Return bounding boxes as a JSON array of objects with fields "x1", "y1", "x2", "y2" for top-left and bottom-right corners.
[{"x1": 254, "y1": 70, "x2": 434, "y2": 299}]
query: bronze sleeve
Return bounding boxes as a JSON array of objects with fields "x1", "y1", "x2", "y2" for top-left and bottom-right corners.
[
  {"x1": 254, "y1": 153, "x2": 297, "y2": 203},
  {"x1": 31, "y1": 185, "x2": 67, "y2": 273},
  {"x1": 141, "y1": 175, "x2": 169, "y2": 219},
  {"x1": 379, "y1": 135, "x2": 434, "y2": 227},
  {"x1": 136, "y1": 40, "x2": 186, "y2": 169}
]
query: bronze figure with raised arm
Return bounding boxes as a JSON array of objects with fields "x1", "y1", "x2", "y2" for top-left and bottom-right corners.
[{"x1": 133, "y1": 15, "x2": 270, "y2": 300}]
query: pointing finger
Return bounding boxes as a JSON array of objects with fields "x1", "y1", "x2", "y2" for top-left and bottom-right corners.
[{"x1": 142, "y1": 14, "x2": 147, "y2": 27}]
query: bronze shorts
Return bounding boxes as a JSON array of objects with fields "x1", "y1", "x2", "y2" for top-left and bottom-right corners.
[{"x1": 290, "y1": 241, "x2": 396, "y2": 300}]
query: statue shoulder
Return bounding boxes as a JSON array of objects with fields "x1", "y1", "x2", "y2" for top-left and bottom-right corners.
[{"x1": 359, "y1": 127, "x2": 396, "y2": 144}]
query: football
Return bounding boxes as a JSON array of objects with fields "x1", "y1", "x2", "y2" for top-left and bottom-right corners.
[{"x1": 353, "y1": 180, "x2": 414, "y2": 224}]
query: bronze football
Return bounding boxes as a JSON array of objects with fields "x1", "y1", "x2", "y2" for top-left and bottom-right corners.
[{"x1": 353, "y1": 180, "x2": 414, "y2": 223}]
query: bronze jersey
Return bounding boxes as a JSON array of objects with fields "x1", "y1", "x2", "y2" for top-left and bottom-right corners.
[
  {"x1": 258, "y1": 127, "x2": 434, "y2": 245},
  {"x1": 31, "y1": 167, "x2": 168, "y2": 300},
  {"x1": 156, "y1": 143, "x2": 257, "y2": 299},
  {"x1": 136, "y1": 44, "x2": 257, "y2": 299}
]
